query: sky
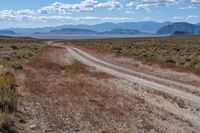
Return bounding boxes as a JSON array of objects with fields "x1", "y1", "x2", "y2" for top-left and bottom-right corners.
[{"x1": 0, "y1": 0, "x2": 199, "y2": 29}]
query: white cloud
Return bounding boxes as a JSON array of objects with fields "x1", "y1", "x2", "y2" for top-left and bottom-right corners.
[
  {"x1": 96, "y1": 0, "x2": 123, "y2": 10},
  {"x1": 185, "y1": 15, "x2": 198, "y2": 20},
  {"x1": 172, "y1": 16, "x2": 184, "y2": 20},
  {"x1": 126, "y1": 0, "x2": 179, "y2": 10},
  {"x1": 125, "y1": 10, "x2": 135, "y2": 14},
  {"x1": 172, "y1": 15, "x2": 199, "y2": 20},
  {"x1": 143, "y1": 17, "x2": 151, "y2": 20},
  {"x1": 0, "y1": 8, "x2": 130, "y2": 22},
  {"x1": 190, "y1": 0, "x2": 200, "y2": 4},
  {"x1": 179, "y1": 5, "x2": 196, "y2": 9},
  {"x1": 0, "y1": 0, "x2": 199, "y2": 25},
  {"x1": 37, "y1": 0, "x2": 98, "y2": 14},
  {"x1": 126, "y1": 0, "x2": 200, "y2": 10},
  {"x1": 37, "y1": 0, "x2": 122, "y2": 14},
  {"x1": 16, "y1": 9, "x2": 35, "y2": 15}
]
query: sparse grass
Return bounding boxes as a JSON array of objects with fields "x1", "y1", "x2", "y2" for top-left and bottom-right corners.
[
  {"x1": 0, "y1": 36, "x2": 46, "y2": 69},
  {"x1": 64, "y1": 35, "x2": 200, "y2": 75},
  {"x1": 0, "y1": 111, "x2": 16, "y2": 133},
  {"x1": 66, "y1": 61, "x2": 88, "y2": 75},
  {"x1": 146, "y1": 89, "x2": 187, "y2": 109},
  {"x1": 0, "y1": 72, "x2": 18, "y2": 132},
  {"x1": 10, "y1": 63, "x2": 23, "y2": 70}
]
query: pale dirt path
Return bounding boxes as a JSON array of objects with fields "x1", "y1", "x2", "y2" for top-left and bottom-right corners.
[
  {"x1": 65, "y1": 47, "x2": 200, "y2": 105},
  {"x1": 63, "y1": 46, "x2": 200, "y2": 130}
]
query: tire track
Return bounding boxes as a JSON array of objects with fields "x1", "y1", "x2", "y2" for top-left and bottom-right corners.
[{"x1": 66, "y1": 47, "x2": 200, "y2": 104}]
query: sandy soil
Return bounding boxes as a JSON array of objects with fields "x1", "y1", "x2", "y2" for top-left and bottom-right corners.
[{"x1": 15, "y1": 44, "x2": 200, "y2": 133}]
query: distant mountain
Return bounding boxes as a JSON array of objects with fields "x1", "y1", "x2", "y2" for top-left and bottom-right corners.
[
  {"x1": 171, "y1": 31, "x2": 193, "y2": 36},
  {"x1": 51, "y1": 21, "x2": 172, "y2": 33},
  {"x1": 157, "y1": 22, "x2": 200, "y2": 35},
  {"x1": 49, "y1": 28, "x2": 98, "y2": 34},
  {"x1": 102, "y1": 29, "x2": 147, "y2": 35},
  {"x1": 7, "y1": 21, "x2": 172, "y2": 34},
  {"x1": 0, "y1": 30, "x2": 15, "y2": 34},
  {"x1": 48, "y1": 28, "x2": 150, "y2": 35}
]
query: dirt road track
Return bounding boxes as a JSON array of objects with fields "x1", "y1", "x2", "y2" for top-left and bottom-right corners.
[{"x1": 65, "y1": 46, "x2": 200, "y2": 105}]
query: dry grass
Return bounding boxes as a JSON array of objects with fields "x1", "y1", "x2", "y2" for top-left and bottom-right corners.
[
  {"x1": 145, "y1": 89, "x2": 187, "y2": 109},
  {"x1": 0, "y1": 72, "x2": 18, "y2": 132}
]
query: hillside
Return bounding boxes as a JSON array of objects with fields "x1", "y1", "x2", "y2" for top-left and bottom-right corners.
[
  {"x1": 171, "y1": 31, "x2": 193, "y2": 36},
  {"x1": 0, "y1": 30, "x2": 15, "y2": 34},
  {"x1": 101, "y1": 29, "x2": 147, "y2": 35},
  {"x1": 49, "y1": 28, "x2": 98, "y2": 34},
  {"x1": 157, "y1": 22, "x2": 200, "y2": 35}
]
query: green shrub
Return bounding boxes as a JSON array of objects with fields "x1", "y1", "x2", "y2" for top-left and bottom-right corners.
[
  {"x1": 0, "y1": 72, "x2": 16, "y2": 89},
  {"x1": 10, "y1": 45, "x2": 18, "y2": 50},
  {"x1": 0, "y1": 88, "x2": 17, "y2": 112},
  {"x1": 164, "y1": 57, "x2": 175, "y2": 63},
  {"x1": 0, "y1": 72, "x2": 17, "y2": 112},
  {"x1": 0, "y1": 112, "x2": 17, "y2": 133},
  {"x1": 11, "y1": 63, "x2": 23, "y2": 70},
  {"x1": 0, "y1": 72, "x2": 18, "y2": 132}
]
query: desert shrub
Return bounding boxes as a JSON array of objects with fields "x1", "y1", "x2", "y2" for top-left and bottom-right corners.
[
  {"x1": 0, "y1": 88, "x2": 17, "y2": 112},
  {"x1": 0, "y1": 72, "x2": 16, "y2": 89},
  {"x1": 10, "y1": 63, "x2": 23, "y2": 70},
  {"x1": 164, "y1": 57, "x2": 175, "y2": 63},
  {"x1": 10, "y1": 45, "x2": 18, "y2": 50},
  {"x1": 0, "y1": 72, "x2": 17, "y2": 112},
  {"x1": 67, "y1": 62, "x2": 87, "y2": 74},
  {"x1": 0, "y1": 72, "x2": 18, "y2": 132},
  {"x1": 0, "y1": 112, "x2": 17, "y2": 133}
]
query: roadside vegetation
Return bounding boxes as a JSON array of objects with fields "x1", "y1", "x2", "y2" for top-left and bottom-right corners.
[
  {"x1": 0, "y1": 36, "x2": 46, "y2": 69},
  {"x1": 65, "y1": 35, "x2": 200, "y2": 74},
  {"x1": 0, "y1": 72, "x2": 17, "y2": 132},
  {"x1": 0, "y1": 36, "x2": 46, "y2": 132}
]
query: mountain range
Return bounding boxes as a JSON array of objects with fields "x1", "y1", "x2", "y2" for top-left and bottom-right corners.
[
  {"x1": 157, "y1": 22, "x2": 200, "y2": 35},
  {"x1": 1, "y1": 21, "x2": 200, "y2": 36},
  {"x1": 7, "y1": 21, "x2": 172, "y2": 34},
  {"x1": 0, "y1": 30, "x2": 15, "y2": 34},
  {"x1": 49, "y1": 28, "x2": 148, "y2": 35}
]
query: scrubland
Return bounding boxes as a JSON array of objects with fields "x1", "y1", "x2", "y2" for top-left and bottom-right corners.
[
  {"x1": 0, "y1": 36, "x2": 45, "y2": 132},
  {"x1": 65, "y1": 35, "x2": 200, "y2": 75}
]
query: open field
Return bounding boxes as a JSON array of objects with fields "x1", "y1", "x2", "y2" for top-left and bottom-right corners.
[
  {"x1": 64, "y1": 35, "x2": 200, "y2": 75},
  {"x1": 0, "y1": 36, "x2": 200, "y2": 132}
]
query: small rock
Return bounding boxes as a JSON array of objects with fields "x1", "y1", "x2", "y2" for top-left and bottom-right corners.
[{"x1": 30, "y1": 124, "x2": 37, "y2": 130}]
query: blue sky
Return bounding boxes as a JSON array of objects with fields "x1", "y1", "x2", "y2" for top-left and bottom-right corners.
[{"x1": 0, "y1": 0, "x2": 199, "y2": 29}]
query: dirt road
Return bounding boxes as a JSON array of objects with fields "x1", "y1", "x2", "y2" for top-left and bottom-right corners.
[{"x1": 66, "y1": 47, "x2": 200, "y2": 105}]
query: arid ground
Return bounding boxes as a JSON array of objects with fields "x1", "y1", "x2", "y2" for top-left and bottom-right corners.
[{"x1": 0, "y1": 36, "x2": 200, "y2": 133}]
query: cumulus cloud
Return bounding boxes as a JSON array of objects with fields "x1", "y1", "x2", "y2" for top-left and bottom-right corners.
[
  {"x1": 37, "y1": 0, "x2": 98, "y2": 14},
  {"x1": 126, "y1": 0, "x2": 179, "y2": 10},
  {"x1": 0, "y1": 0, "x2": 199, "y2": 24},
  {"x1": 126, "y1": 0, "x2": 200, "y2": 10},
  {"x1": 0, "y1": 0, "x2": 126, "y2": 23},
  {"x1": 172, "y1": 16, "x2": 184, "y2": 20},
  {"x1": 96, "y1": 0, "x2": 123, "y2": 10},
  {"x1": 185, "y1": 15, "x2": 198, "y2": 20},
  {"x1": 37, "y1": 0, "x2": 122, "y2": 14},
  {"x1": 0, "y1": 8, "x2": 130, "y2": 22},
  {"x1": 172, "y1": 15, "x2": 199, "y2": 20},
  {"x1": 179, "y1": 5, "x2": 196, "y2": 9}
]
